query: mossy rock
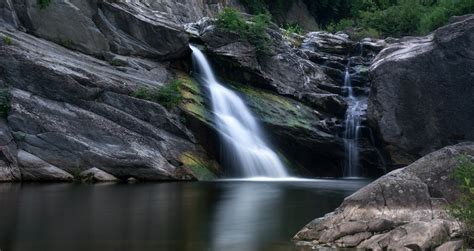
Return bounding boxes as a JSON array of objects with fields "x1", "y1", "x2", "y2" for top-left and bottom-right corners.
[
  {"x1": 176, "y1": 72, "x2": 213, "y2": 125},
  {"x1": 229, "y1": 83, "x2": 319, "y2": 131},
  {"x1": 180, "y1": 152, "x2": 218, "y2": 181}
]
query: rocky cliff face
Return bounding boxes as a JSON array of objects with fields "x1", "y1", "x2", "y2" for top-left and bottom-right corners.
[
  {"x1": 187, "y1": 19, "x2": 386, "y2": 176},
  {"x1": 294, "y1": 142, "x2": 473, "y2": 250},
  {"x1": 368, "y1": 14, "x2": 474, "y2": 168},
  {"x1": 129, "y1": 0, "x2": 244, "y2": 24},
  {"x1": 0, "y1": 0, "x2": 222, "y2": 182}
]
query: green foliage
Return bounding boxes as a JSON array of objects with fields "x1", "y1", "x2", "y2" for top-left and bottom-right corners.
[
  {"x1": 37, "y1": 0, "x2": 51, "y2": 9},
  {"x1": 247, "y1": 12, "x2": 273, "y2": 54},
  {"x1": 283, "y1": 23, "x2": 303, "y2": 37},
  {"x1": 359, "y1": 2, "x2": 426, "y2": 37},
  {"x1": 327, "y1": 19, "x2": 355, "y2": 33},
  {"x1": 217, "y1": 8, "x2": 273, "y2": 54},
  {"x1": 0, "y1": 88, "x2": 11, "y2": 118},
  {"x1": 351, "y1": 28, "x2": 381, "y2": 41},
  {"x1": 418, "y1": 0, "x2": 474, "y2": 34},
  {"x1": 131, "y1": 80, "x2": 183, "y2": 109},
  {"x1": 217, "y1": 8, "x2": 248, "y2": 34},
  {"x1": 450, "y1": 154, "x2": 474, "y2": 245},
  {"x1": 326, "y1": 0, "x2": 474, "y2": 37},
  {"x1": 3, "y1": 36, "x2": 12, "y2": 45}
]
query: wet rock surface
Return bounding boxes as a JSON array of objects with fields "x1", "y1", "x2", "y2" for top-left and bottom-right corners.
[
  {"x1": 368, "y1": 14, "x2": 474, "y2": 167},
  {"x1": 190, "y1": 18, "x2": 386, "y2": 177},
  {"x1": 294, "y1": 142, "x2": 474, "y2": 250}
]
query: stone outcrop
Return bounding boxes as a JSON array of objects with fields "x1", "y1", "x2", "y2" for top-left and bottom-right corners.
[
  {"x1": 133, "y1": 0, "x2": 244, "y2": 24},
  {"x1": 294, "y1": 142, "x2": 473, "y2": 250},
  {"x1": 11, "y1": 0, "x2": 189, "y2": 59},
  {"x1": 368, "y1": 14, "x2": 474, "y2": 167}
]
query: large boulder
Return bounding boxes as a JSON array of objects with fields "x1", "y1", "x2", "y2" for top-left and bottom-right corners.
[
  {"x1": 368, "y1": 15, "x2": 474, "y2": 167},
  {"x1": 10, "y1": 0, "x2": 189, "y2": 59},
  {"x1": 294, "y1": 142, "x2": 474, "y2": 250},
  {"x1": 0, "y1": 25, "x2": 217, "y2": 181}
]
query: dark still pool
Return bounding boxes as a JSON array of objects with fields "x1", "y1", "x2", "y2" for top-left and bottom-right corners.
[{"x1": 0, "y1": 179, "x2": 369, "y2": 251}]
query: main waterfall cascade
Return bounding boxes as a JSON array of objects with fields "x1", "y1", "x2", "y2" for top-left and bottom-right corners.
[
  {"x1": 190, "y1": 46, "x2": 288, "y2": 178},
  {"x1": 342, "y1": 61, "x2": 366, "y2": 177}
]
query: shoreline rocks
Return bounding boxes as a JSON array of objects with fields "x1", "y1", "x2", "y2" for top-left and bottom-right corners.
[{"x1": 294, "y1": 142, "x2": 474, "y2": 250}]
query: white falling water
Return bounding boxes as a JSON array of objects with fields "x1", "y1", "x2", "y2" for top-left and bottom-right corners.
[
  {"x1": 343, "y1": 64, "x2": 364, "y2": 177},
  {"x1": 190, "y1": 45, "x2": 288, "y2": 178}
]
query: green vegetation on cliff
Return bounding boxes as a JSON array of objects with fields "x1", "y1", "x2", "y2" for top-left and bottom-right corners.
[
  {"x1": 217, "y1": 8, "x2": 272, "y2": 54},
  {"x1": 238, "y1": 0, "x2": 474, "y2": 37},
  {"x1": 450, "y1": 154, "x2": 474, "y2": 245},
  {"x1": 131, "y1": 80, "x2": 183, "y2": 109},
  {"x1": 37, "y1": 0, "x2": 51, "y2": 9},
  {"x1": 0, "y1": 88, "x2": 11, "y2": 118},
  {"x1": 2, "y1": 36, "x2": 12, "y2": 45}
]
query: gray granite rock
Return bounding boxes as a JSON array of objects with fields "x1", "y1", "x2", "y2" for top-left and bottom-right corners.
[{"x1": 294, "y1": 142, "x2": 474, "y2": 250}]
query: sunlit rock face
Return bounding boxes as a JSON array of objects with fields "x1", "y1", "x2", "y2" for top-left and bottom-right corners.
[
  {"x1": 368, "y1": 14, "x2": 474, "y2": 168},
  {"x1": 294, "y1": 142, "x2": 474, "y2": 250}
]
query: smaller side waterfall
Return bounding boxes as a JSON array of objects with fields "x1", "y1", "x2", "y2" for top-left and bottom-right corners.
[
  {"x1": 190, "y1": 46, "x2": 288, "y2": 178},
  {"x1": 342, "y1": 63, "x2": 365, "y2": 177}
]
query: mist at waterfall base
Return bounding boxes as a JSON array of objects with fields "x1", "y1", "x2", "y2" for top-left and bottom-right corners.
[
  {"x1": 190, "y1": 46, "x2": 287, "y2": 178},
  {"x1": 0, "y1": 180, "x2": 369, "y2": 251}
]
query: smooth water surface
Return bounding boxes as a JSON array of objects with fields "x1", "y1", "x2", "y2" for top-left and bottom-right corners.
[{"x1": 0, "y1": 179, "x2": 369, "y2": 251}]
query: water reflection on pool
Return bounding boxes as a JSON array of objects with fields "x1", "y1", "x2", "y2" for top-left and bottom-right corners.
[{"x1": 0, "y1": 179, "x2": 369, "y2": 251}]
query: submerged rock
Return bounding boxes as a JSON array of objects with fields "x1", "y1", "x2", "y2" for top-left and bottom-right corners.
[
  {"x1": 79, "y1": 168, "x2": 118, "y2": 182},
  {"x1": 368, "y1": 14, "x2": 474, "y2": 167},
  {"x1": 294, "y1": 142, "x2": 474, "y2": 250}
]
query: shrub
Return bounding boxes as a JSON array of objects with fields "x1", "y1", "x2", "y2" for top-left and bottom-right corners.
[
  {"x1": 0, "y1": 88, "x2": 11, "y2": 117},
  {"x1": 450, "y1": 154, "x2": 474, "y2": 245},
  {"x1": 247, "y1": 12, "x2": 272, "y2": 53},
  {"x1": 37, "y1": 0, "x2": 51, "y2": 9},
  {"x1": 216, "y1": 8, "x2": 248, "y2": 35},
  {"x1": 131, "y1": 80, "x2": 183, "y2": 109},
  {"x1": 217, "y1": 8, "x2": 273, "y2": 54},
  {"x1": 327, "y1": 19, "x2": 355, "y2": 33},
  {"x1": 323, "y1": 0, "x2": 474, "y2": 37},
  {"x1": 283, "y1": 23, "x2": 303, "y2": 37},
  {"x1": 359, "y1": 2, "x2": 426, "y2": 37},
  {"x1": 3, "y1": 36, "x2": 12, "y2": 45},
  {"x1": 350, "y1": 28, "x2": 381, "y2": 41}
]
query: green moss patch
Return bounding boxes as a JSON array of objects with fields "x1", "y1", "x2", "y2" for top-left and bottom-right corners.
[
  {"x1": 180, "y1": 152, "x2": 218, "y2": 181},
  {"x1": 230, "y1": 83, "x2": 318, "y2": 130}
]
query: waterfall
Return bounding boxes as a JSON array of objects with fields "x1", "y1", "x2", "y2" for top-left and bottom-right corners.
[
  {"x1": 343, "y1": 63, "x2": 363, "y2": 177},
  {"x1": 190, "y1": 46, "x2": 288, "y2": 178}
]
